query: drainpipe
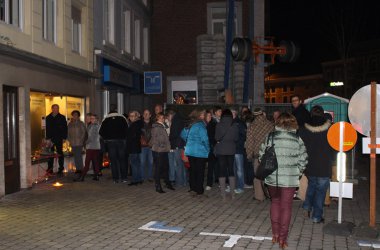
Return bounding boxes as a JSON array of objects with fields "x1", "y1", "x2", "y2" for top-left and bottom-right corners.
[{"x1": 223, "y1": 0, "x2": 235, "y2": 103}]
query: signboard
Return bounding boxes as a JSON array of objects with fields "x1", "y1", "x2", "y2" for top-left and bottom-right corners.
[
  {"x1": 362, "y1": 138, "x2": 380, "y2": 154},
  {"x1": 327, "y1": 122, "x2": 357, "y2": 152},
  {"x1": 330, "y1": 182, "x2": 353, "y2": 198},
  {"x1": 144, "y1": 71, "x2": 162, "y2": 94},
  {"x1": 103, "y1": 65, "x2": 133, "y2": 88},
  {"x1": 169, "y1": 79, "x2": 198, "y2": 104}
]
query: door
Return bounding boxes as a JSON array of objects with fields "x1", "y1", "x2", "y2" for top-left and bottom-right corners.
[{"x1": 3, "y1": 86, "x2": 20, "y2": 194}]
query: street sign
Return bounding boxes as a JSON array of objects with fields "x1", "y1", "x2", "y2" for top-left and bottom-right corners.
[
  {"x1": 327, "y1": 122, "x2": 357, "y2": 152},
  {"x1": 144, "y1": 71, "x2": 162, "y2": 94}
]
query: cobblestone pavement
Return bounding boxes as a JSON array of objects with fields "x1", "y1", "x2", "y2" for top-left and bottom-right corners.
[{"x1": 0, "y1": 160, "x2": 378, "y2": 250}]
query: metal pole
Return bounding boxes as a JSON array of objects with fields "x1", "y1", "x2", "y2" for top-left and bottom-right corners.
[
  {"x1": 369, "y1": 81, "x2": 377, "y2": 228},
  {"x1": 338, "y1": 122, "x2": 344, "y2": 224}
]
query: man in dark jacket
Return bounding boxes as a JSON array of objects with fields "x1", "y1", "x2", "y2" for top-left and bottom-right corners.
[
  {"x1": 127, "y1": 111, "x2": 143, "y2": 185},
  {"x1": 291, "y1": 95, "x2": 311, "y2": 128},
  {"x1": 299, "y1": 105, "x2": 334, "y2": 223},
  {"x1": 166, "y1": 109, "x2": 186, "y2": 186},
  {"x1": 99, "y1": 109, "x2": 128, "y2": 183},
  {"x1": 45, "y1": 104, "x2": 68, "y2": 175}
]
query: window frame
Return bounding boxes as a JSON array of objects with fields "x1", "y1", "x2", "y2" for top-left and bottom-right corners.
[
  {"x1": 104, "y1": 0, "x2": 115, "y2": 45},
  {"x1": 71, "y1": 5, "x2": 81, "y2": 54},
  {"x1": 207, "y1": 2, "x2": 242, "y2": 36},
  {"x1": 43, "y1": 0, "x2": 56, "y2": 43},
  {"x1": 143, "y1": 26, "x2": 149, "y2": 64},
  {"x1": 122, "y1": 4, "x2": 131, "y2": 53},
  {"x1": 0, "y1": 0, "x2": 23, "y2": 29},
  {"x1": 134, "y1": 15, "x2": 141, "y2": 60}
]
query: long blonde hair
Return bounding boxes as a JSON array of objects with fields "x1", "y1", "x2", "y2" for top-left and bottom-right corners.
[
  {"x1": 189, "y1": 109, "x2": 206, "y2": 122},
  {"x1": 275, "y1": 112, "x2": 298, "y2": 130}
]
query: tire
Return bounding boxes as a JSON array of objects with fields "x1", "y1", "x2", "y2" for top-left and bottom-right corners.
[
  {"x1": 231, "y1": 37, "x2": 252, "y2": 62},
  {"x1": 277, "y1": 40, "x2": 300, "y2": 63}
]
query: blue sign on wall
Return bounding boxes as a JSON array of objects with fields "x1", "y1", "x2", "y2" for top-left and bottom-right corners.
[{"x1": 144, "y1": 71, "x2": 162, "y2": 94}]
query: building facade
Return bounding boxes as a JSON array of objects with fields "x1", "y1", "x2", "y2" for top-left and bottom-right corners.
[
  {"x1": 151, "y1": 0, "x2": 268, "y2": 105},
  {"x1": 93, "y1": 0, "x2": 152, "y2": 118},
  {"x1": 0, "y1": 0, "x2": 95, "y2": 196}
]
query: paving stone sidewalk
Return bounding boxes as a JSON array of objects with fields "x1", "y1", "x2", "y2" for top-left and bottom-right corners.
[{"x1": 0, "y1": 161, "x2": 378, "y2": 250}]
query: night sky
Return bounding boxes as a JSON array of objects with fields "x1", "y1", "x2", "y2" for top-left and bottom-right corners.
[{"x1": 268, "y1": 0, "x2": 380, "y2": 77}]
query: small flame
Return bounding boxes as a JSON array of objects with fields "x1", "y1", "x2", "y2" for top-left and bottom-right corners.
[{"x1": 53, "y1": 182, "x2": 63, "y2": 187}]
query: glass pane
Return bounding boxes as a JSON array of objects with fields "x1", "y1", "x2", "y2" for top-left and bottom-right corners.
[
  {"x1": 0, "y1": 0, "x2": 5, "y2": 21},
  {"x1": 213, "y1": 22, "x2": 224, "y2": 35},
  {"x1": 134, "y1": 18, "x2": 140, "y2": 59},
  {"x1": 11, "y1": 0, "x2": 19, "y2": 26},
  {"x1": 124, "y1": 10, "x2": 131, "y2": 53},
  {"x1": 71, "y1": 6, "x2": 81, "y2": 52}
]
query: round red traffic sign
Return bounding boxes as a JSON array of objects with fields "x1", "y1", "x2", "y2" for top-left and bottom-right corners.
[{"x1": 327, "y1": 122, "x2": 357, "y2": 152}]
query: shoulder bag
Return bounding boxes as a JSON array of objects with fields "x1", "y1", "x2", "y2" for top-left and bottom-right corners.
[{"x1": 256, "y1": 132, "x2": 278, "y2": 181}]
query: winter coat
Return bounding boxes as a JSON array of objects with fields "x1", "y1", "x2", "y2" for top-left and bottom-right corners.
[
  {"x1": 234, "y1": 117, "x2": 247, "y2": 154},
  {"x1": 298, "y1": 117, "x2": 334, "y2": 178},
  {"x1": 180, "y1": 121, "x2": 210, "y2": 158},
  {"x1": 206, "y1": 118, "x2": 217, "y2": 150},
  {"x1": 259, "y1": 128, "x2": 308, "y2": 188},
  {"x1": 67, "y1": 120, "x2": 87, "y2": 147},
  {"x1": 141, "y1": 120, "x2": 153, "y2": 148},
  {"x1": 151, "y1": 122, "x2": 171, "y2": 153},
  {"x1": 214, "y1": 116, "x2": 239, "y2": 156},
  {"x1": 86, "y1": 123, "x2": 101, "y2": 150},
  {"x1": 169, "y1": 114, "x2": 185, "y2": 149},
  {"x1": 99, "y1": 113, "x2": 128, "y2": 140},
  {"x1": 46, "y1": 112, "x2": 68, "y2": 143},
  {"x1": 127, "y1": 119, "x2": 143, "y2": 154},
  {"x1": 292, "y1": 104, "x2": 311, "y2": 128},
  {"x1": 245, "y1": 115, "x2": 274, "y2": 159}
]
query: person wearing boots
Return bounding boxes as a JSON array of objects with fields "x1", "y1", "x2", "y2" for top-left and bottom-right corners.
[
  {"x1": 74, "y1": 114, "x2": 101, "y2": 182},
  {"x1": 214, "y1": 109, "x2": 239, "y2": 200},
  {"x1": 150, "y1": 112, "x2": 174, "y2": 193}
]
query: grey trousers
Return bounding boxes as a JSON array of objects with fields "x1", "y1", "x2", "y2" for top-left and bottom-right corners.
[{"x1": 72, "y1": 146, "x2": 84, "y2": 171}]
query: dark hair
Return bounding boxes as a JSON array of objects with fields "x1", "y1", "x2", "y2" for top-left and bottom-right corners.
[
  {"x1": 310, "y1": 105, "x2": 324, "y2": 117},
  {"x1": 221, "y1": 109, "x2": 232, "y2": 118},
  {"x1": 71, "y1": 110, "x2": 80, "y2": 116},
  {"x1": 86, "y1": 112, "x2": 92, "y2": 116},
  {"x1": 213, "y1": 106, "x2": 222, "y2": 113},
  {"x1": 155, "y1": 112, "x2": 165, "y2": 121},
  {"x1": 290, "y1": 94, "x2": 301, "y2": 101}
]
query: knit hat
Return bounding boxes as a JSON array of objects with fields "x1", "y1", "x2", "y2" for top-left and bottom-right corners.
[{"x1": 253, "y1": 108, "x2": 263, "y2": 116}]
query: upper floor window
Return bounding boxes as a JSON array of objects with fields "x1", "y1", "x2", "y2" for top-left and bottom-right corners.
[
  {"x1": 104, "y1": 0, "x2": 115, "y2": 44},
  {"x1": 71, "y1": 6, "x2": 81, "y2": 53},
  {"x1": 134, "y1": 16, "x2": 141, "y2": 59},
  {"x1": 43, "y1": 0, "x2": 56, "y2": 43},
  {"x1": 143, "y1": 26, "x2": 149, "y2": 63},
  {"x1": 207, "y1": 2, "x2": 242, "y2": 37},
  {"x1": 122, "y1": 5, "x2": 131, "y2": 53},
  {"x1": 1, "y1": 0, "x2": 22, "y2": 28}
]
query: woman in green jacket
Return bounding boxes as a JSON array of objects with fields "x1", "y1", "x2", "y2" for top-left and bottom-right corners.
[{"x1": 259, "y1": 112, "x2": 308, "y2": 249}]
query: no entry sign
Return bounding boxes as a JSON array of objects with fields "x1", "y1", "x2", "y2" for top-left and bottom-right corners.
[{"x1": 327, "y1": 122, "x2": 357, "y2": 152}]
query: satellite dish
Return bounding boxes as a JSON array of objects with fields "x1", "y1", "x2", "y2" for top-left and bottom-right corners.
[{"x1": 348, "y1": 84, "x2": 380, "y2": 136}]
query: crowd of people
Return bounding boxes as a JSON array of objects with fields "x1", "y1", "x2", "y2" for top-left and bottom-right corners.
[{"x1": 45, "y1": 94, "x2": 335, "y2": 249}]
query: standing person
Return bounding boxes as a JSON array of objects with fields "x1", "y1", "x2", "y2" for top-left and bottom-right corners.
[
  {"x1": 214, "y1": 109, "x2": 239, "y2": 200},
  {"x1": 259, "y1": 112, "x2": 308, "y2": 249},
  {"x1": 231, "y1": 108, "x2": 247, "y2": 194},
  {"x1": 245, "y1": 108, "x2": 274, "y2": 201},
  {"x1": 85, "y1": 113, "x2": 92, "y2": 127},
  {"x1": 67, "y1": 110, "x2": 87, "y2": 174},
  {"x1": 272, "y1": 110, "x2": 281, "y2": 123},
  {"x1": 150, "y1": 112, "x2": 174, "y2": 193},
  {"x1": 166, "y1": 109, "x2": 186, "y2": 187},
  {"x1": 291, "y1": 94, "x2": 311, "y2": 128},
  {"x1": 127, "y1": 111, "x2": 143, "y2": 186},
  {"x1": 181, "y1": 109, "x2": 210, "y2": 196},
  {"x1": 74, "y1": 114, "x2": 101, "y2": 181},
  {"x1": 153, "y1": 104, "x2": 163, "y2": 120},
  {"x1": 140, "y1": 109, "x2": 154, "y2": 182},
  {"x1": 298, "y1": 105, "x2": 334, "y2": 223},
  {"x1": 45, "y1": 104, "x2": 68, "y2": 176},
  {"x1": 241, "y1": 109, "x2": 254, "y2": 188},
  {"x1": 99, "y1": 109, "x2": 128, "y2": 183},
  {"x1": 205, "y1": 110, "x2": 217, "y2": 190}
]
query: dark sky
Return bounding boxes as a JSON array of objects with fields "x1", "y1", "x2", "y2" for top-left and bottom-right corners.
[{"x1": 268, "y1": 0, "x2": 380, "y2": 77}]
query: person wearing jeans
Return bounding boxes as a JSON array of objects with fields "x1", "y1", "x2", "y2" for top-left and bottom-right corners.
[
  {"x1": 259, "y1": 112, "x2": 307, "y2": 249},
  {"x1": 298, "y1": 105, "x2": 334, "y2": 224},
  {"x1": 127, "y1": 111, "x2": 143, "y2": 185},
  {"x1": 302, "y1": 176, "x2": 330, "y2": 222},
  {"x1": 140, "y1": 109, "x2": 153, "y2": 181},
  {"x1": 231, "y1": 109, "x2": 246, "y2": 193},
  {"x1": 168, "y1": 149, "x2": 186, "y2": 186}
]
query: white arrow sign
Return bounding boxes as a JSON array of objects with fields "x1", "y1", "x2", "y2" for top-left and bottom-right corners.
[{"x1": 200, "y1": 232, "x2": 272, "y2": 247}]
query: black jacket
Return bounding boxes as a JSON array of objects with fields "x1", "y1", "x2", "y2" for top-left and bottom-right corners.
[
  {"x1": 234, "y1": 117, "x2": 247, "y2": 154},
  {"x1": 292, "y1": 104, "x2": 311, "y2": 128},
  {"x1": 169, "y1": 114, "x2": 185, "y2": 149},
  {"x1": 206, "y1": 118, "x2": 217, "y2": 149},
  {"x1": 127, "y1": 119, "x2": 143, "y2": 154},
  {"x1": 298, "y1": 117, "x2": 334, "y2": 178},
  {"x1": 214, "y1": 116, "x2": 239, "y2": 155},
  {"x1": 46, "y1": 113, "x2": 68, "y2": 143},
  {"x1": 99, "y1": 113, "x2": 128, "y2": 140}
]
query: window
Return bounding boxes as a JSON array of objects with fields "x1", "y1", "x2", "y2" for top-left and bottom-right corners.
[
  {"x1": 105, "y1": 0, "x2": 115, "y2": 44},
  {"x1": 283, "y1": 96, "x2": 288, "y2": 103},
  {"x1": 1, "y1": 0, "x2": 22, "y2": 28},
  {"x1": 122, "y1": 7, "x2": 131, "y2": 53},
  {"x1": 134, "y1": 16, "x2": 141, "y2": 59},
  {"x1": 283, "y1": 85, "x2": 287, "y2": 92},
  {"x1": 143, "y1": 26, "x2": 149, "y2": 63},
  {"x1": 43, "y1": 0, "x2": 56, "y2": 42},
  {"x1": 207, "y1": 2, "x2": 242, "y2": 36},
  {"x1": 265, "y1": 88, "x2": 270, "y2": 93},
  {"x1": 271, "y1": 87, "x2": 275, "y2": 93},
  {"x1": 265, "y1": 98, "x2": 270, "y2": 103},
  {"x1": 71, "y1": 6, "x2": 81, "y2": 53},
  {"x1": 290, "y1": 85, "x2": 294, "y2": 91},
  {"x1": 271, "y1": 97, "x2": 275, "y2": 103}
]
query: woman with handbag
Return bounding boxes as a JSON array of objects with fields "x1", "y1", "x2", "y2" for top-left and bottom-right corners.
[
  {"x1": 214, "y1": 109, "x2": 239, "y2": 200},
  {"x1": 259, "y1": 112, "x2": 308, "y2": 249},
  {"x1": 180, "y1": 109, "x2": 210, "y2": 196}
]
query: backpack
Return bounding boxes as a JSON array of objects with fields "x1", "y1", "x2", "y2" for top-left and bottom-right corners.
[{"x1": 256, "y1": 132, "x2": 278, "y2": 181}]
